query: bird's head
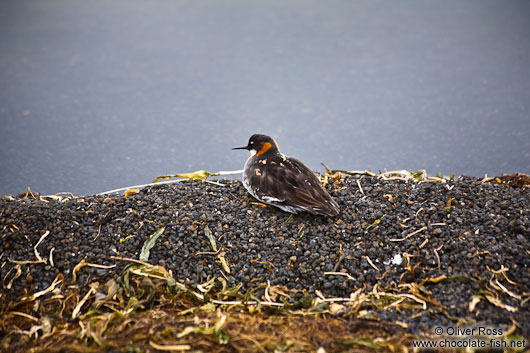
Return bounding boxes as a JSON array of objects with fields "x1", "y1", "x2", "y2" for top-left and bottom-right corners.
[{"x1": 232, "y1": 134, "x2": 280, "y2": 157}]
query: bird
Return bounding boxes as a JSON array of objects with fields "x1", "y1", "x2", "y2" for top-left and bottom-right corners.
[{"x1": 233, "y1": 134, "x2": 339, "y2": 216}]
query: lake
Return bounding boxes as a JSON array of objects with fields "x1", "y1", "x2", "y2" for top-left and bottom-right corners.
[{"x1": 1, "y1": 0, "x2": 529, "y2": 196}]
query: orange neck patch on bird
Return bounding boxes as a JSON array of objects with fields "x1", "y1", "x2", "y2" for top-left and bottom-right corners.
[{"x1": 256, "y1": 142, "x2": 272, "y2": 156}]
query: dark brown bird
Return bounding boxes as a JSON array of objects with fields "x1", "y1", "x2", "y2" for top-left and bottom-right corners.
[{"x1": 233, "y1": 134, "x2": 339, "y2": 216}]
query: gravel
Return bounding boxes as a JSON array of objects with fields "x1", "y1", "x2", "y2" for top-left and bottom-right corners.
[{"x1": 1, "y1": 175, "x2": 529, "y2": 336}]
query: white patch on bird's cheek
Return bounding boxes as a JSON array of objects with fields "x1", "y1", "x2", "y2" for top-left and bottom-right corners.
[{"x1": 249, "y1": 149, "x2": 257, "y2": 156}]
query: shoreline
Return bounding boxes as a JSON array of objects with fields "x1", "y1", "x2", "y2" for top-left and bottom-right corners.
[{"x1": 1, "y1": 173, "x2": 529, "y2": 350}]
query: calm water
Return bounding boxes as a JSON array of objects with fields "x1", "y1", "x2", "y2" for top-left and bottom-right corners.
[{"x1": 1, "y1": 0, "x2": 530, "y2": 196}]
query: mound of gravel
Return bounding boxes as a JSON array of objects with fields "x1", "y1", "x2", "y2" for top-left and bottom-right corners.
[{"x1": 1, "y1": 175, "x2": 529, "y2": 336}]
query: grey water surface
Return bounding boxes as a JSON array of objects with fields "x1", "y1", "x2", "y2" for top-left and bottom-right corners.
[{"x1": 1, "y1": 0, "x2": 530, "y2": 196}]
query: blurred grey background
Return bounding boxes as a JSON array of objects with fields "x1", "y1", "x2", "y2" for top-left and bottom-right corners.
[{"x1": 1, "y1": 0, "x2": 529, "y2": 196}]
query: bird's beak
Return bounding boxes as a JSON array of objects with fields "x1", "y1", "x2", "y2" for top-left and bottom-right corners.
[{"x1": 232, "y1": 145, "x2": 248, "y2": 150}]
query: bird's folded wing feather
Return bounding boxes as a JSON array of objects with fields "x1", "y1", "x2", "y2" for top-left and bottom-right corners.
[{"x1": 248, "y1": 158, "x2": 333, "y2": 211}]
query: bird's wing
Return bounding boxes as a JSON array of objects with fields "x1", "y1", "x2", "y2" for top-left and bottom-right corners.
[{"x1": 247, "y1": 157, "x2": 339, "y2": 215}]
